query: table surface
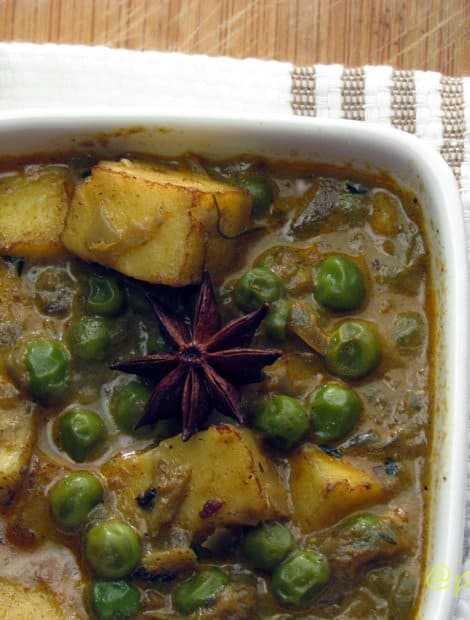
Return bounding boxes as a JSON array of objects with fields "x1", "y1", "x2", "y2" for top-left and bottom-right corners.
[{"x1": 0, "y1": 0, "x2": 468, "y2": 76}]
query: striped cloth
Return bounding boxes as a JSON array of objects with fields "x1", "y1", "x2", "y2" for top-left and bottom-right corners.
[
  {"x1": 292, "y1": 65, "x2": 467, "y2": 179},
  {"x1": 0, "y1": 43, "x2": 469, "y2": 618}
]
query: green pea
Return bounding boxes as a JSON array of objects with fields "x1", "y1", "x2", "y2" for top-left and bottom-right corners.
[
  {"x1": 252, "y1": 395, "x2": 309, "y2": 450},
  {"x1": 325, "y1": 320, "x2": 382, "y2": 379},
  {"x1": 272, "y1": 549, "x2": 330, "y2": 608},
  {"x1": 310, "y1": 382, "x2": 362, "y2": 441},
  {"x1": 234, "y1": 268, "x2": 284, "y2": 313},
  {"x1": 85, "y1": 275, "x2": 125, "y2": 316},
  {"x1": 237, "y1": 176, "x2": 274, "y2": 217},
  {"x1": 175, "y1": 567, "x2": 229, "y2": 615},
  {"x1": 49, "y1": 471, "x2": 103, "y2": 528},
  {"x1": 243, "y1": 521, "x2": 293, "y2": 571},
  {"x1": 313, "y1": 255, "x2": 365, "y2": 311},
  {"x1": 111, "y1": 382, "x2": 152, "y2": 435},
  {"x1": 67, "y1": 316, "x2": 111, "y2": 362},
  {"x1": 24, "y1": 338, "x2": 70, "y2": 404},
  {"x1": 85, "y1": 520, "x2": 142, "y2": 579},
  {"x1": 264, "y1": 299, "x2": 291, "y2": 340},
  {"x1": 340, "y1": 512, "x2": 381, "y2": 533},
  {"x1": 89, "y1": 580, "x2": 141, "y2": 620},
  {"x1": 338, "y1": 512, "x2": 398, "y2": 550},
  {"x1": 58, "y1": 408, "x2": 106, "y2": 462},
  {"x1": 393, "y1": 311, "x2": 426, "y2": 350}
]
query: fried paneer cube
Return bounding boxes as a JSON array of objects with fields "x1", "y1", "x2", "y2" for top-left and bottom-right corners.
[
  {"x1": 103, "y1": 425, "x2": 289, "y2": 542},
  {"x1": 290, "y1": 444, "x2": 389, "y2": 531},
  {"x1": 62, "y1": 159, "x2": 252, "y2": 286},
  {"x1": 0, "y1": 540, "x2": 84, "y2": 619},
  {"x1": 0, "y1": 394, "x2": 36, "y2": 506},
  {"x1": 0, "y1": 165, "x2": 71, "y2": 258},
  {"x1": 0, "y1": 579, "x2": 65, "y2": 620}
]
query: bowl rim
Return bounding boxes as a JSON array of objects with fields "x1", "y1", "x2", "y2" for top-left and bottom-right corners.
[{"x1": 0, "y1": 110, "x2": 467, "y2": 619}]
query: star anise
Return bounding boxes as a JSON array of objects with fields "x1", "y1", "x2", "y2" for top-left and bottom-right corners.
[{"x1": 111, "y1": 272, "x2": 281, "y2": 440}]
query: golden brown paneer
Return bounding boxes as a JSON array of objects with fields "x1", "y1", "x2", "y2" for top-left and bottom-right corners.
[
  {"x1": 62, "y1": 159, "x2": 252, "y2": 286},
  {"x1": 290, "y1": 444, "x2": 389, "y2": 531},
  {"x1": 0, "y1": 538, "x2": 85, "y2": 619},
  {"x1": 0, "y1": 579, "x2": 65, "y2": 620},
  {"x1": 0, "y1": 165, "x2": 71, "y2": 258},
  {"x1": 102, "y1": 451, "x2": 191, "y2": 539},
  {"x1": 0, "y1": 263, "x2": 39, "y2": 505},
  {"x1": 0, "y1": 389, "x2": 36, "y2": 506},
  {"x1": 6, "y1": 457, "x2": 63, "y2": 546},
  {"x1": 142, "y1": 547, "x2": 198, "y2": 577},
  {"x1": 103, "y1": 424, "x2": 290, "y2": 542}
]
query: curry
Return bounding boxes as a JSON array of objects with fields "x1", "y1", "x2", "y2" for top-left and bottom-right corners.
[{"x1": 0, "y1": 154, "x2": 433, "y2": 619}]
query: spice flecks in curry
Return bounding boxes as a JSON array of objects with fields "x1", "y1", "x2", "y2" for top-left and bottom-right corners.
[{"x1": 0, "y1": 154, "x2": 432, "y2": 620}]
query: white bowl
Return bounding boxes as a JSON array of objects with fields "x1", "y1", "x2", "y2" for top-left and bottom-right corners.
[{"x1": 0, "y1": 110, "x2": 467, "y2": 619}]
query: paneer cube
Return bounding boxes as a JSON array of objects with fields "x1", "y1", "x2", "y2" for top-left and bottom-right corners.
[
  {"x1": 0, "y1": 379, "x2": 36, "y2": 506},
  {"x1": 0, "y1": 263, "x2": 37, "y2": 506},
  {"x1": 62, "y1": 159, "x2": 252, "y2": 286},
  {"x1": 142, "y1": 547, "x2": 198, "y2": 577},
  {"x1": 0, "y1": 539, "x2": 84, "y2": 619},
  {"x1": 290, "y1": 444, "x2": 388, "y2": 531},
  {"x1": 6, "y1": 457, "x2": 63, "y2": 544},
  {"x1": 0, "y1": 579, "x2": 65, "y2": 620},
  {"x1": 0, "y1": 165, "x2": 71, "y2": 258},
  {"x1": 103, "y1": 425, "x2": 290, "y2": 541},
  {"x1": 102, "y1": 449, "x2": 191, "y2": 539}
]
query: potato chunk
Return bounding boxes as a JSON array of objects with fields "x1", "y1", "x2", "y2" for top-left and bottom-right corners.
[
  {"x1": 62, "y1": 159, "x2": 252, "y2": 286},
  {"x1": 103, "y1": 425, "x2": 289, "y2": 541},
  {"x1": 290, "y1": 444, "x2": 388, "y2": 531},
  {"x1": 0, "y1": 165, "x2": 71, "y2": 258}
]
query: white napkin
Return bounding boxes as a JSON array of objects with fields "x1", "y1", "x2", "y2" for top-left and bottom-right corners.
[{"x1": 0, "y1": 43, "x2": 292, "y2": 114}]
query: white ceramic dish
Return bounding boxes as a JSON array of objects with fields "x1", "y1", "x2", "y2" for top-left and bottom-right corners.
[{"x1": 0, "y1": 110, "x2": 467, "y2": 619}]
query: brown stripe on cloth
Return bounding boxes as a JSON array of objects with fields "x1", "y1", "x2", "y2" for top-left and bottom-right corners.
[
  {"x1": 291, "y1": 66, "x2": 366, "y2": 118},
  {"x1": 341, "y1": 68, "x2": 365, "y2": 121},
  {"x1": 291, "y1": 66, "x2": 316, "y2": 116},
  {"x1": 440, "y1": 77, "x2": 465, "y2": 180},
  {"x1": 391, "y1": 70, "x2": 416, "y2": 134}
]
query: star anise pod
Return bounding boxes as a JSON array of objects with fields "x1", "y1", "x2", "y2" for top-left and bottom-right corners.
[{"x1": 111, "y1": 272, "x2": 281, "y2": 440}]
